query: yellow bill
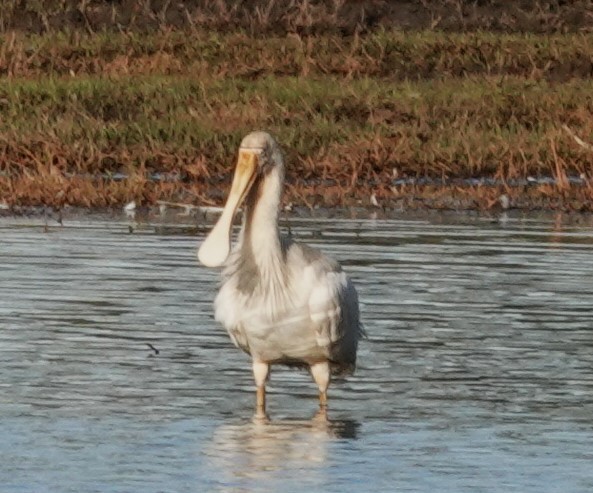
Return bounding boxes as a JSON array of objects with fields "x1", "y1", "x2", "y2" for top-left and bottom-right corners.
[{"x1": 198, "y1": 151, "x2": 258, "y2": 267}]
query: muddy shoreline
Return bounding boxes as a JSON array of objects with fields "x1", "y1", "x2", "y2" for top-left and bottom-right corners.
[
  {"x1": 3, "y1": 171, "x2": 593, "y2": 213},
  {"x1": 2, "y1": 187, "x2": 593, "y2": 222}
]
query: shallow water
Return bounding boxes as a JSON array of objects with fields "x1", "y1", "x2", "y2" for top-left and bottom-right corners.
[{"x1": 1, "y1": 211, "x2": 593, "y2": 492}]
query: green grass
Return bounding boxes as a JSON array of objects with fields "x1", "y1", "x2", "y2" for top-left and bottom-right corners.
[
  {"x1": 1, "y1": 27, "x2": 593, "y2": 208},
  {"x1": 1, "y1": 73, "x2": 592, "y2": 178}
]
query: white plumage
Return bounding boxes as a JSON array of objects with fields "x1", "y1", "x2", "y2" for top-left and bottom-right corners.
[{"x1": 198, "y1": 131, "x2": 363, "y2": 416}]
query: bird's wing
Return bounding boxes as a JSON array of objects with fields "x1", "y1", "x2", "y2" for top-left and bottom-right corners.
[
  {"x1": 307, "y1": 268, "x2": 351, "y2": 348},
  {"x1": 287, "y1": 241, "x2": 360, "y2": 351}
]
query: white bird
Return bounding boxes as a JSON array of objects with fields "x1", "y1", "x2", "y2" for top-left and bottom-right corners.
[
  {"x1": 123, "y1": 200, "x2": 136, "y2": 219},
  {"x1": 198, "y1": 131, "x2": 363, "y2": 416}
]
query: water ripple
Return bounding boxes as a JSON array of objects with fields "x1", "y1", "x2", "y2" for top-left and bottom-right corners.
[{"x1": 1, "y1": 212, "x2": 592, "y2": 492}]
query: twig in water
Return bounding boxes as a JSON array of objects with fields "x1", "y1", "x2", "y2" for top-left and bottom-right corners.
[{"x1": 147, "y1": 343, "x2": 160, "y2": 355}]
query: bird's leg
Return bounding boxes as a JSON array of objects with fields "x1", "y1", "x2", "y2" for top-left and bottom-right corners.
[
  {"x1": 252, "y1": 360, "x2": 270, "y2": 418},
  {"x1": 310, "y1": 361, "x2": 330, "y2": 409}
]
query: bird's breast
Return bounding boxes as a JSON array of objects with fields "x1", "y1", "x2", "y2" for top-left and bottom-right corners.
[{"x1": 214, "y1": 277, "x2": 324, "y2": 361}]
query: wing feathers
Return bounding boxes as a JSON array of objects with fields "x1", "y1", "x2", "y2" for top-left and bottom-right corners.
[{"x1": 308, "y1": 270, "x2": 348, "y2": 348}]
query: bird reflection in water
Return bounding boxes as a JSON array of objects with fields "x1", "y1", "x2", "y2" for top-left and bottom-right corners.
[{"x1": 205, "y1": 410, "x2": 360, "y2": 485}]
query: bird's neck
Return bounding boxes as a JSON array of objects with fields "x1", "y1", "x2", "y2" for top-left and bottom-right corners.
[{"x1": 241, "y1": 166, "x2": 284, "y2": 270}]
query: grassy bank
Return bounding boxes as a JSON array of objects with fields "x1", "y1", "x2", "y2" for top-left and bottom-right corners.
[
  {"x1": 1, "y1": 27, "x2": 593, "y2": 211},
  {"x1": 2, "y1": 30, "x2": 593, "y2": 80}
]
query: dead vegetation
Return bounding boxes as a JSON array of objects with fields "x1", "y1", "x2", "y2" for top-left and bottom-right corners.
[
  {"x1": 1, "y1": 0, "x2": 592, "y2": 35},
  {"x1": 2, "y1": 29, "x2": 593, "y2": 81},
  {"x1": 1, "y1": 1, "x2": 593, "y2": 211}
]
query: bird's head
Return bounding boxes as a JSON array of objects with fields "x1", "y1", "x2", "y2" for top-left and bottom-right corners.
[{"x1": 198, "y1": 131, "x2": 283, "y2": 267}]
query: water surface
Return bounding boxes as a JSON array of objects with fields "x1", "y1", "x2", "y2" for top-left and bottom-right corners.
[{"x1": 1, "y1": 211, "x2": 593, "y2": 492}]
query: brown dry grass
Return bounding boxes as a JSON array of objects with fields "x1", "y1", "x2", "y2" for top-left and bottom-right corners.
[
  {"x1": 2, "y1": 29, "x2": 593, "y2": 81},
  {"x1": 2, "y1": 72, "x2": 593, "y2": 210},
  {"x1": 1, "y1": 9, "x2": 593, "y2": 211},
  {"x1": 1, "y1": 1, "x2": 592, "y2": 35}
]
